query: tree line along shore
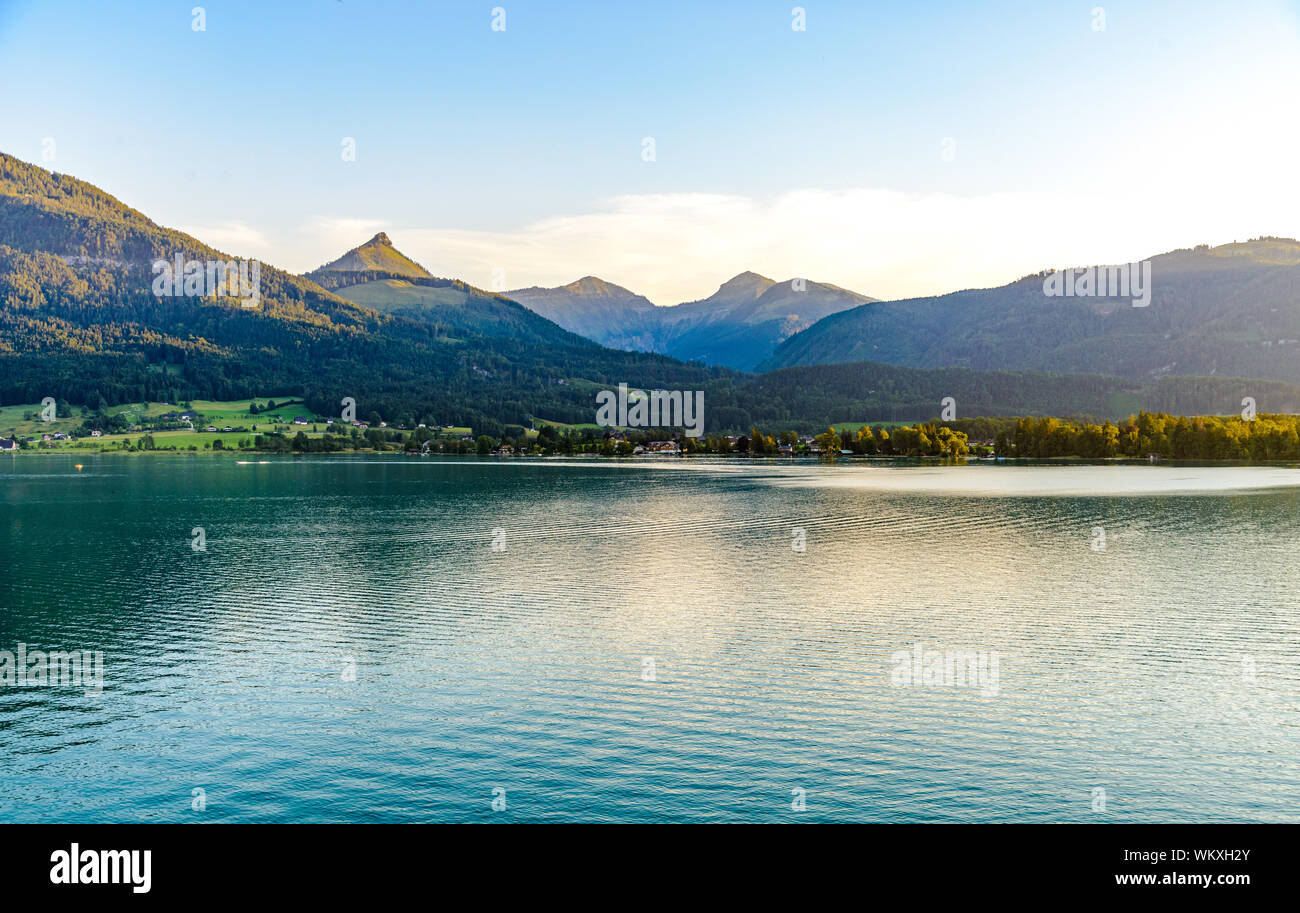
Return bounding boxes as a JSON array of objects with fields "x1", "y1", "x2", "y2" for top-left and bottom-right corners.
[{"x1": 5, "y1": 408, "x2": 1300, "y2": 462}]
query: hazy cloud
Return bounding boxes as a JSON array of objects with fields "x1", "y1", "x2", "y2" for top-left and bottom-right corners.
[{"x1": 352, "y1": 180, "x2": 1300, "y2": 305}]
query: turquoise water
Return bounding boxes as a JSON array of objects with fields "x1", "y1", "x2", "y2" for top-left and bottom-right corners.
[{"x1": 2, "y1": 454, "x2": 1298, "y2": 822}]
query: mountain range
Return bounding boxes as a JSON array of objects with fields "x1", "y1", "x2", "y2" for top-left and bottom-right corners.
[
  {"x1": 0, "y1": 152, "x2": 724, "y2": 435},
  {"x1": 506, "y1": 271, "x2": 875, "y2": 371},
  {"x1": 763, "y1": 239, "x2": 1300, "y2": 384},
  {"x1": 3, "y1": 149, "x2": 1299, "y2": 434}
]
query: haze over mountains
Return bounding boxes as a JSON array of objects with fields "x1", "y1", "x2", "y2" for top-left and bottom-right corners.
[
  {"x1": 3, "y1": 150, "x2": 1299, "y2": 433},
  {"x1": 507, "y1": 271, "x2": 875, "y2": 371}
]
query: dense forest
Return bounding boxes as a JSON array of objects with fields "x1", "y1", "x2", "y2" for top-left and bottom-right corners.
[
  {"x1": 475, "y1": 411, "x2": 1300, "y2": 461},
  {"x1": 75, "y1": 411, "x2": 1300, "y2": 464}
]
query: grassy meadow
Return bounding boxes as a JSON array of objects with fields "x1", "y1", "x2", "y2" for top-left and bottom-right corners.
[{"x1": 1, "y1": 396, "x2": 332, "y2": 450}]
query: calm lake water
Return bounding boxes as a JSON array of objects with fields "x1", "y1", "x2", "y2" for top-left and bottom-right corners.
[{"x1": 2, "y1": 454, "x2": 1299, "y2": 822}]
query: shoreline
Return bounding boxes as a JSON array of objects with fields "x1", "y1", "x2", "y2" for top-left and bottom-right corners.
[{"x1": 5, "y1": 450, "x2": 1300, "y2": 468}]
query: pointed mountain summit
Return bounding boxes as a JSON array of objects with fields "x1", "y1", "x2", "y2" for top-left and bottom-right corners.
[{"x1": 310, "y1": 231, "x2": 432, "y2": 279}]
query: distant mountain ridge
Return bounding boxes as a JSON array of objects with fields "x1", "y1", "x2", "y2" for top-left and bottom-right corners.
[
  {"x1": 503, "y1": 276, "x2": 663, "y2": 352},
  {"x1": 763, "y1": 238, "x2": 1300, "y2": 385},
  {"x1": 506, "y1": 271, "x2": 877, "y2": 370}
]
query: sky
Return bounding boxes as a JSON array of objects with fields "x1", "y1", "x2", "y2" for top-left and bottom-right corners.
[{"x1": 1, "y1": 0, "x2": 1298, "y2": 305}]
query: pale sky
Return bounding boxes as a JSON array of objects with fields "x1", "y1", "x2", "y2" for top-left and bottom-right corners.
[{"x1": 2, "y1": 0, "x2": 1297, "y2": 304}]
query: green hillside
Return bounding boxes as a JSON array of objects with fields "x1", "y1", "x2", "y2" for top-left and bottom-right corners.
[
  {"x1": 340, "y1": 279, "x2": 468, "y2": 312},
  {"x1": 742, "y1": 361, "x2": 1300, "y2": 427}
]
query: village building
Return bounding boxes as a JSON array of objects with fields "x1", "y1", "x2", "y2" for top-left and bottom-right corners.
[{"x1": 643, "y1": 440, "x2": 680, "y2": 454}]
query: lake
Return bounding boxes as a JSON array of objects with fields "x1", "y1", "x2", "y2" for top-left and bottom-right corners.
[{"x1": 2, "y1": 454, "x2": 1298, "y2": 822}]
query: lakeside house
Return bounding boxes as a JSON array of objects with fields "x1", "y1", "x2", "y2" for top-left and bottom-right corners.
[
  {"x1": 0, "y1": 438, "x2": 18, "y2": 451},
  {"x1": 644, "y1": 440, "x2": 680, "y2": 454}
]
